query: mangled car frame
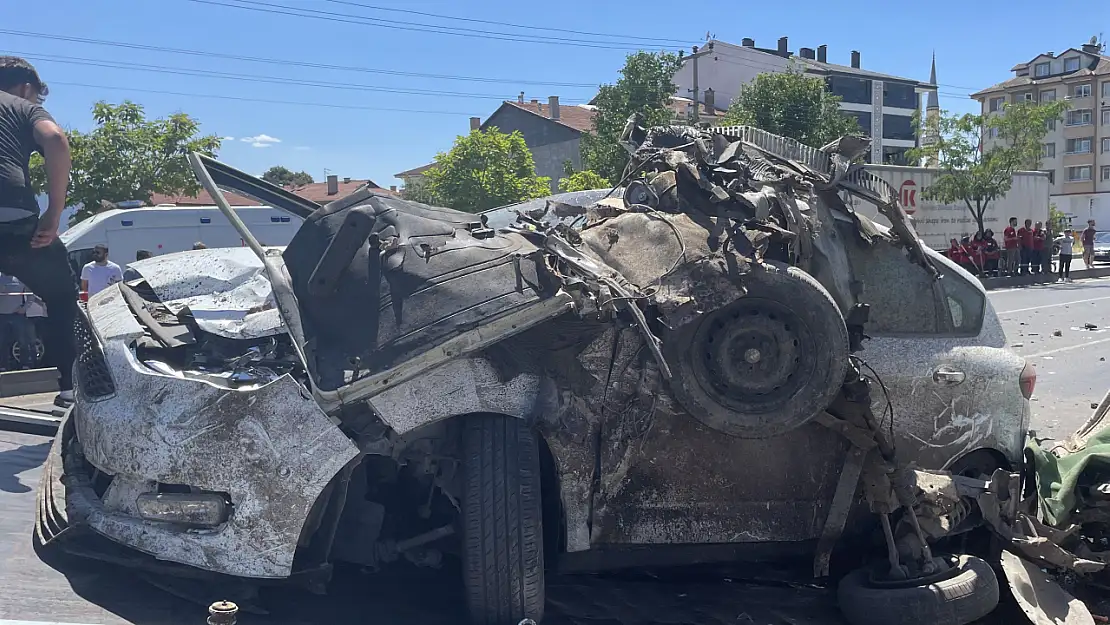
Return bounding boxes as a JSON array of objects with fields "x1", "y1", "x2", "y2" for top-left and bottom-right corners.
[{"x1": 38, "y1": 117, "x2": 1037, "y2": 625}]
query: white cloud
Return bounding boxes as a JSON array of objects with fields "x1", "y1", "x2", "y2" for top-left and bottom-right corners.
[{"x1": 241, "y1": 134, "x2": 282, "y2": 148}]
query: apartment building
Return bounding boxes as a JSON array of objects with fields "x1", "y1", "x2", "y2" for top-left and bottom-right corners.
[
  {"x1": 672, "y1": 37, "x2": 938, "y2": 165},
  {"x1": 972, "y1": 38, "x2": 1110, "y2": 222}
]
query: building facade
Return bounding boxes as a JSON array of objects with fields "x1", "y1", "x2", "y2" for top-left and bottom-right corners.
[
  {"x1": 972, "y1": 39, "x2": 1110, "y2": 224},
  {"x1": 672, "y1": 37, "x2": 938, "y2": 165}
]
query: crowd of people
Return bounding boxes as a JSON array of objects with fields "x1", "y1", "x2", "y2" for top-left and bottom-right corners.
[{"x1": 947, "y1": 217, "x2": 1099, "y2": 283}]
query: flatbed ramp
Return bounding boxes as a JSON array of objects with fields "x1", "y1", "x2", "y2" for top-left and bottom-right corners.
[{"x1": 2, "y1": 425, "x2": 1008, "y2": 625}]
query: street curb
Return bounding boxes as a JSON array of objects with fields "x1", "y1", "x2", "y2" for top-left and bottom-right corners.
[
  {"x1": 980, "y1": 266, "x2": 1110, "y2": 290},
  {"x1": 0, "y1": 368, "x2": 59, "y2": 398}
]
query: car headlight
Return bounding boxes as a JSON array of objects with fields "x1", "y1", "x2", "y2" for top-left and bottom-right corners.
[{"x1": 136, "y1": 493, "x2": 230, "y2": 528}]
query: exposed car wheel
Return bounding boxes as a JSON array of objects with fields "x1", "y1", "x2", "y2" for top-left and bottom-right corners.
[
  {"x1": 664, "y1": 261, "x2": 849, "y2": 438},
  {"x1": 461, "y1": 414, "x2": 545, "y2": 625},
  {"x1": 838, "y1": 555, "x2": 999, "y2": 625}
]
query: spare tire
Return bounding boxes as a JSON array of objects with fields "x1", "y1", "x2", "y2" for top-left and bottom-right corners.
[
  {"x1": 664, "y1": 261, "x2": 849, "y2": 438},
  {"x1": 838, "y1": 555, "x2": 999, "y2": 625}
]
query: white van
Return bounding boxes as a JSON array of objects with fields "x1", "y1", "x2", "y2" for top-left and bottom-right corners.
[{"x1": 60, "y1": 205, "x2": 304, "y2": 274}]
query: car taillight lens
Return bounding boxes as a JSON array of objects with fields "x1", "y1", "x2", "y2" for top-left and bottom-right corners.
[{"x1": 1020, "y1": 361, "x2": 1036, "y2": 399}]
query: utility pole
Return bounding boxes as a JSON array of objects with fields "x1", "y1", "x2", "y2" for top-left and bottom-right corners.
[{"x1": 687, "y1": 43, "x2": 714, "y2": 123}]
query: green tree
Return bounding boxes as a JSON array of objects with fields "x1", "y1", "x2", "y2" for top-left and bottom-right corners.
[
  {"x1": 558, "y1": 169, "x2": 609, "y2": 193},
  {"x1": 907, "y1": 100, "x2": 1068, "y2": 235},
  {"x1": 425, "y1": 127, "x2": 550, "y2": 213},
  {"x1": 262, "y1": 165, "x2": 314, "y2": 187},
  {"x1": 717, "y1": 68, "x2": 860, "y2": 147},
  {"x1": 30, "y1": 101, "x2": 221, "y2": 224},
  {"x1": 400, "y1": 178, "x2": 441, "y2": 205},
  {"x1": 581, "y1": 51, "x2": 683, "y2": 184}
]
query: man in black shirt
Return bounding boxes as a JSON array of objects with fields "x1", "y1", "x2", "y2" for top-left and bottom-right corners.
[{"x1": 0, "y1": 57, "x2": 77, "y2": 406}]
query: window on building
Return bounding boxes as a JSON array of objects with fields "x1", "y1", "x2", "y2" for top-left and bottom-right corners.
[
  {"x1": 882, "y1": 146, "x2": 910, "y2": 165},
  {"x1": 882, "y1": 114, "x2": 916, "y2": 141},
  {"x1": 988, "y1": 97, "x2": 1005, "y2": 112},
  {"x1": 1103, "y1": 166, "x2": 1110, "y2": 181},
  {"x1": 986, "y1": 127, "x2": 1000, "y2": 139},
  {"x1": 1042, "y1": 142, "x2": 1055, "y2": 158},
  {"x1": 1103, "y1": 110, "x2": 1110, "y2": 126},
  {"x1": 1103, "y1": 81, "x2": 1110, "y2": 98},
  {"x1": 1066, "y1": 137, "x2": 1093, "y2": 154},
  {"x1": 883, "y1": 83, "x2": 917, "y2": 109},
  {"x1": 1035, "y1": 62, "x2": 1051, "y2": 77},
  {"x1": 1071, "y1": 84, "x2": 1092, "y2": 98},
  {"x1": 845, "y1": 111, "x2": 871, "y2": 135},
  {"x1": 1067, "y1": 165, "x2": 1092, "y2": 182},
  {"x1": 1040, "y1": 89, "x2": 1057, "y2": 101},
  {"x1": 1046, "y1": 118, "x2": 1057, "y2": 131},
  {"x1": 1066, "y1": 109, "x2": 1093, "y2": 126},
  {"x1": 1103, "y1": 137, "x2": 1110, "y2": 153},
  {"x1": 1065, "y1": 57, "x2": 1081, "y2": 72},
  {"x1": 827, "y1": 76, "x2": 871, "y2": 105}
]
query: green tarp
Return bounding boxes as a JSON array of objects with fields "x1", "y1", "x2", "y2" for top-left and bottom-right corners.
[{"x1": 1029, "y1": 429, "x2": 1110, "y2": 526}]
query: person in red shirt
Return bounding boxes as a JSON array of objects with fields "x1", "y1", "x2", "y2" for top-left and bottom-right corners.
[
  {"x1": 1017, "y1": 218, "x2": 1034, "y2": 275},
  {"x1": 1031, "y1": 221, "x2": 1047, "y2": 275},
  {"x1": 947, "y1": 238, "x2": 965, "y2": 266},
  {"x1": 1003, "y1": 217, "x2": 1019, "y2": 276},
  {"x1": 969, "y1": 232, "x2": 985, "y2": 274},
  {"x1": 983, "y1": 229, "x2": 1001, "y2": 277}
]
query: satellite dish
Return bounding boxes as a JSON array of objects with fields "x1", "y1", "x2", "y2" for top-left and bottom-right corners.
[{"x1": 1091, "y1": 35, "x2": 1099, "y2": 45}]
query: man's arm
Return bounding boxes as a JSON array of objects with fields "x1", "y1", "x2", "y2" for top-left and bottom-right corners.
[
  {"x1": 79, "y1": 264, "x2": 90, "y2": 294},
  {"x1": 31, "y1": 118, "x2": 71, "y2": 249}
]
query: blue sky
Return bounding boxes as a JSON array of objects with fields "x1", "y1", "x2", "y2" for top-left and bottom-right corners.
[{"x1": 6, "y1": 0, "x2": 1108, "y2": 188}]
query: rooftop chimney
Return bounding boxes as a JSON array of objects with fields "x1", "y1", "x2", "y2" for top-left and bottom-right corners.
[
  {"x1": 518, "y1": 92, "x2": 524, "y2": 104},
  {"x1": 800, "y1": 47, "x2": 815, "y2": 60},
  {"x1": 777, "y1": 37, "x2": 789, "y2": 57},
  {"x1": 531, "y1": 99, "x2": 538, "y2": 104},
  {"x1": 548, "y1": 95, "x2": 560, "y2": 120},
  {"x1": 741, "y1": 37, "x2": 755, "y2": 47},
  {"x1": 343, "y1": 176, "x2": 350, "y2": 184},
  {"x1": 470, "y1": 116, "x2": 481, "y2": 131},
  {"x1": 850, "y1": 50, "x2": 860, "y2": 68},
  {"x1": 817, "y1": 45, "x2": 827, "y2": 62},
  {"x1": 1082, "y1": 37, "x2": 1102, "y2": 55},
  {"x1": 704, "y1": 88, "x2": 715, "y2": 113},
  {"x1": 390, "y1": 185, "x2": 397, "y2": 192},
  {"x1": 326, "y1": 174, "x2": 338, "y2": 196}
]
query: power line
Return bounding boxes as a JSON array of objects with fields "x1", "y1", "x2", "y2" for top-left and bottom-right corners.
[
  {"x1": 0, "y1": 29, "x2": 601, "y2": 88},
  {"x1": 321, "y1": 0, "x2": 696, "y2": 45},
  {"x1": 50, "y1": 81, "x2": 482, "y2": 116},
  {"x1": 182, "y1": 0, "x2": 676, "y2": 51},
  {"x1": 12, "y1": 51, "x2": 535, "y2": 100}
]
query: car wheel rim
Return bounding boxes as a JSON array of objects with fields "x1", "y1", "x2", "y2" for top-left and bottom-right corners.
[{"x1": 692, "y1": 297, "x2": 817, "y2": 413}]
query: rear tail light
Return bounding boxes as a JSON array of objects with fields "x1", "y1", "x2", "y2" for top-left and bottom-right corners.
[{"x1": 1020, "y1": 361, "x2": 1037, "y2": 399}]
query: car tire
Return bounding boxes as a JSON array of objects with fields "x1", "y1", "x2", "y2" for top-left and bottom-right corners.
[
  {"x1": 664, "y1": 261, "x2": 849, "y2": 438},
  {"x1": 461, "y1": 414, "x2": 545, "y2": 625},
  {"x1": 837, "y1": 555, "x2": 999, "y2": 625}
]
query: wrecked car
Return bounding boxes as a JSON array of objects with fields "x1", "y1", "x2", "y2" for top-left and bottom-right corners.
[{"x1": 37, "y1": 120, "x2": 1034, "y2": 625}]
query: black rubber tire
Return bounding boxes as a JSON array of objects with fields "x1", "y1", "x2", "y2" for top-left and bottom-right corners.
[
  {"x1": 664, "y1": 260, "x2": 849, "y2": 438},
  {"x1": 461, "y1": 414, "x2": 545, "y2": 625},
  {"x1": 837, "y1": 555, "x2": 999, "y2": 625}
]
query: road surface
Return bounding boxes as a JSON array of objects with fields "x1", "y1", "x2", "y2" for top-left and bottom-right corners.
[{"x1": 990, "y1": 276, "x2": 1110, "y2": 439}]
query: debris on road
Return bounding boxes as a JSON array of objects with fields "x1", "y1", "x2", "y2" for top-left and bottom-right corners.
[{"x1": 1056, "y1": 330, "x2": 1064, "y2": 337}]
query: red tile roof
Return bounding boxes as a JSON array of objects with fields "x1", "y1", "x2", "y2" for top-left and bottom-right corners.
[
  {"x1": 495, "y1": 100, "x2": 597, "y2": 133},
  {"x1": 148, "y1": 179, "x2": 395, "y2": 207}
]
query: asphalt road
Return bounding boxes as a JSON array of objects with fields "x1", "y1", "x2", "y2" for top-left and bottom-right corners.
[{"x1": 990, "y1": 275, "x2": 1110, "y2": 439}]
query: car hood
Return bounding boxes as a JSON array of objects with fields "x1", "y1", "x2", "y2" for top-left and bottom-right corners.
[{"x1": 127, "y1": 247, "x2": 285, "y2": 339}]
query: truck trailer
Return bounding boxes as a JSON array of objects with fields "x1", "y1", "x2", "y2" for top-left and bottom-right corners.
[{"x1": 843, "y1": 164, "x2": 1051, "y2": 250}]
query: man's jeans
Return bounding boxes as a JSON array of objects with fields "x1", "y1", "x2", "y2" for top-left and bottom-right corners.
[{"x1": 0, "y1": 215, "x2": 78, "y2": 390}]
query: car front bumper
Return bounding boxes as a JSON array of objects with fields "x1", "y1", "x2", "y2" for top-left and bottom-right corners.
[{"x1": 38, "y1": 286, "x2": 360, "y2": 579}]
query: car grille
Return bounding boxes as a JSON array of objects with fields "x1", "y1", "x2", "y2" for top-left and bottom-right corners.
[{"x1": 75, "y1": 306, "x2": 116, "y2": 399}]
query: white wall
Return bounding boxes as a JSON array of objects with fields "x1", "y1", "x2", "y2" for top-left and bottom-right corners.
[{"x1": 672, "y1": 41, "x2": 791, "y2": 109}]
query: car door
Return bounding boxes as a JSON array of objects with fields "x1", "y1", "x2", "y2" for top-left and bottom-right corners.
[{"x1": 841, "y1": 240, "x2": 1009, "y2": 470}]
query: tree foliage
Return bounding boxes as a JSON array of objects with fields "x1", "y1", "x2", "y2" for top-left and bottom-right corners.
[
  {"x1": 907, "y1": 100, "x2": 1068, "y2": 235},
  {"x1": 400, "y1": 179, "x2": 442, "y2": 205},
  {"x1": 581, "y1": 51, "x2": 683, "y2": 184},
  {"x1": 717, "y1": 68, "x2": 860, "y2": 147},
  {"x1": 425, "y1": 127, "x2": 550, "y2": 213},
  {"x1": 558, "y1": 169, "x2": 609, "y2": 193},
  {"x1": 30, "y1": 101, "x2": 221, "y2": 224},
  {"x1": 262, "y1": 165, "x2": 314, "y2": 187}
]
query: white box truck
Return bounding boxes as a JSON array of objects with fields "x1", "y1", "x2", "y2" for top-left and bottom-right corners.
[
  {"x1": 842, "y1": 165, "x2": 1051, "y2": 251},
  {"x1": 59, "y1": 204, "x2": 303, "y2": 273}
]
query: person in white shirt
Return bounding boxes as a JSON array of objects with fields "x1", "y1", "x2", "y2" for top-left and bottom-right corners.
[
  {"x1": 80, "y1": 243, "x2": 123, "y2": 296},
  {"x1": 1055, "y1": 229, "x2": 1075, "y2": 283}
]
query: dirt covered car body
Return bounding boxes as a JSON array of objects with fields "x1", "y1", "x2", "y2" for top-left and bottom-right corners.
[{"x1": 39, "y1": 122, "x2": 1030, "y2": 624}]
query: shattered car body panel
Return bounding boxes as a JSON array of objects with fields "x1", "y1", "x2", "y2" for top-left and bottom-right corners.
[
  {"x1": 41, "y1": 121, "x2": 1031, "y2": 588},
  {"x1": 60, "y1": 285, "x2": 359, "y2": 578}
]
